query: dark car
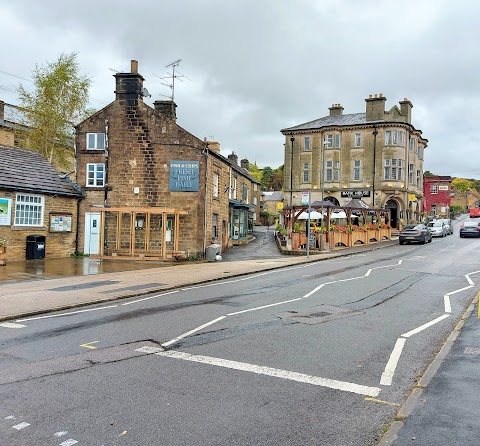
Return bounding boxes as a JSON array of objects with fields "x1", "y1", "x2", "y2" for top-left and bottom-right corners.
[
  {"x1": 459, "y1": 221, "x2": 480, "y2": 238},
  {"x1": 399, "y1": 224, "x2": 433, "y2": 245}
]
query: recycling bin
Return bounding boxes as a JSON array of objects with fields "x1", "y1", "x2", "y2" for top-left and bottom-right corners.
[
  {"x1": 206, "y1": 243, "x2": 221, "y2": 262},
  {"x1": 26, "y1": 235, "x2": 46, "y2": 260}
]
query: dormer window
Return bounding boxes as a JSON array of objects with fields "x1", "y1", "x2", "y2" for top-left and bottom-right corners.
[{"x1": 87, "y1": 133, "x2": 105, "y2": 150}]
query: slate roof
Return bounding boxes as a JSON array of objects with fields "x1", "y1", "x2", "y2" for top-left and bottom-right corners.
[
  {"x1": 262, "y1": 191, "x2": 284, "y2": 201},
  {"x1": 0, "y1": 145, "x2": 84, "y2": 197},
  {"x1": 281, "y1": 113, "x2": 383, "y2": 132}
]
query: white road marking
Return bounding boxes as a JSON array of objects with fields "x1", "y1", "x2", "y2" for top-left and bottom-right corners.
[
  {"x1": 121, "y1": 289, "x2": 179, "y2": 305},
  {"x1": 12, "y1": 422, "x2": 30, "y2": 430},
  {"x1": 136, "y1": 346, "x2": 164, "y2": 354},
  {"x1": 401, "y1": 314, "x2": 450, "y2": 338},
  {"x1": 17, "y1": 305, "x2": 118, "y2": 322},
  {"x1": 444, "y1": 295, "x2": 451, "y2": 313},
  {"x1": 4, "y1": 415, "x2": 15, "y2": 420},
  {"x1": 59, "y1": 440, "x2": 78, "y2": 446},
  {"x1": 0, "y1": 322, "x2": 26, "y2": 329},
  {"x1": 465, "y1": 270, "x2": 480, "y2": 285},
  {"x1": 54, "y1": 431, "x2": 68, "y2": 437},
  {"x1": 380, "y1": 338, "x2": 406, "y2": 386},
  {"x1": 162, "y1": 316, "x2": 227, "y2": 347},
  {"x1": 153, "y1": 349, "x2": 381, "y2": 397},
  {"x1": 227, "y1": 298, "x2": 302, "y2": 316}
]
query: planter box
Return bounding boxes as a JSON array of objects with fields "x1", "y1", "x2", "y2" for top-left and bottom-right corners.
[
  {"x1": 292, "y1": 232, "x2": 308, "y2": 250},
  {"x1": 0, "y1": 246, "x2": 6, "y2": 266}
]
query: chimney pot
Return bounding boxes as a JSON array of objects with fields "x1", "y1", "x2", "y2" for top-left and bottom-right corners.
[
  {"x1": 131, "y1": 60, "x2": 138, "y2": 73},
  {"x1": 369, "y1": 94, "x2": 372, "y2": 99}
]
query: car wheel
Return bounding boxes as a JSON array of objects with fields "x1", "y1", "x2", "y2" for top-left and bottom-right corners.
[{"x1": 422, "y1": 238, "x2": 426, "y2": 244}]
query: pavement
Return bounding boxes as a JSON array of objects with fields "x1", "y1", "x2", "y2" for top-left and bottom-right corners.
[{"x1": 0, "y1": 225, "x2": 479, "y2": 445}]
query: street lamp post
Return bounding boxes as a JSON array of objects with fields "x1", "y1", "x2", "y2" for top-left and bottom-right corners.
[
  {"x1": 320, "y1": 140, "x2": 328, "y2": 250},
  {"x1": 289, "y1": 135, "x2": 295, "y2": 236}
]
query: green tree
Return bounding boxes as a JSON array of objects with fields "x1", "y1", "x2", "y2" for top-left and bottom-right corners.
[
  {"x1": 451, "y1": 177, "x2": 472, "y2": 193},
  {"x1": 247, "y1": 163, "x2": 263, "y2": 183},
  {"x1": 261, "y1": 166, "x2": 274, "y2": 189},
  {"x1": 270, "y1": 165, "x2": 284, "y2": 190},
  {"x1": 17, "y1": 52, "x2": 92, "y2": 169},
  {"x1": 423, "y1": 170, "x2": 434, "y2": 177}
]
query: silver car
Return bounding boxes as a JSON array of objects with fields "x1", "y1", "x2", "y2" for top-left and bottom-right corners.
[
  {"x1": 427, "y1": 221, "x2": 447, "y2": 237},
  {"x1": 437, "y1": 218, "x2": 453, "y2": 235}
]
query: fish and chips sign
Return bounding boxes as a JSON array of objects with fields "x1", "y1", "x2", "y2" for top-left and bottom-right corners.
[{"x1": 169, "y1": 160, "x2": 200, "y2": 192}]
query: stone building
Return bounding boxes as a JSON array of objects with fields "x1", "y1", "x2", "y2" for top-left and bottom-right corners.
[
  {"x1": 281, "y1": 94, "x2": 428, "y2": 228},
  {"x1": 423, "y1": 176, "x2": 452, "y2": 217},
  {"x1": 0, "y1": 145, "x2": 84, "y2": 262},
  {"x1": 75, "y1": 60, "x2": 260, "y2": 259}
]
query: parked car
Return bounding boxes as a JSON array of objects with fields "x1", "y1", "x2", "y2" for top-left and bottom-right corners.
[
  {"x1": 437, "y1": 218, "x2": 453, "y2": 235},
  {"x1": 469, "y1": 208, "x2": 480, "y2": 218},
  {"x1": 399, "y1": 224, "x2": 433, "y2": 245},
  {"x1": 459, "y1": 221, "x2": 480, "y2": 238},
  {"x1": 426, "y1": 221, "x2": 447, "y2": 237}
]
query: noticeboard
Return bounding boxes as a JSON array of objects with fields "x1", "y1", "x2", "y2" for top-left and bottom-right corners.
[{"x1": 49, "y1": 214, "x2": 72, "y2": 232}]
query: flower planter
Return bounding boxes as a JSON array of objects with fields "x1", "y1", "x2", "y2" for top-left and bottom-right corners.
[
  {"x1": 367, "y1": 229, "x2": 378, "y2": 243},
  {"x1": 351, "y1": 230, "x2": 368, "y2": 246},
  {"x1": 0, "y1": 246, "x2": 6, "y2": 266},
  {"x1": 332, "y1": 232, "x2": 351, "y2": 247},
  {"x1": 292, "y1": 232, "x2": 307, "y2": 250},
  {"x1": 378, "y1": 228, "x2": 391, "y2": 240}
]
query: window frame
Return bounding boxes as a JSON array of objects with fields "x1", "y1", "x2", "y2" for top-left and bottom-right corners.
[
  {"x1": 353, "y1": 160, "x2": 361, "y2": 181},
  {"x1": 303, "y1": 163, "x2": 310, "y2": 183},
  {"x1": 213, "y1": 172, "x2": 219, "y2": 198},
  {"x1": 304, "y1": 136, "x2": 311, "y2": 151},
  {"x1": 430, "y1": 184, "x2": 438, "y2": 194},
  {"x1": 334, "y1": 134, "x2": 341, "y2": 149},
  {"x1": 14, "y1": 193, "x2": 45, "y2": 227},
  {"x1": 86, "y1": 132, "x2": 106, "y2": 151},
  {"x1": 86, "y1": 163, "x2": 105, "y2": 187},
  {"x1": 354, "y1": 133, "x2": 361, "y2": 147}
]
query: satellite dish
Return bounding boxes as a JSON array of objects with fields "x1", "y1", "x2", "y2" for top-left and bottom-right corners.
[{"x1": 142, "y1": 87, "x2": 151, "y2": 98}]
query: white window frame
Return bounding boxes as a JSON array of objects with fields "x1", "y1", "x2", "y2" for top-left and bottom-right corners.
[
  {"x1": 14, "y1": 193, "x2": 44, "y2": 227},
  {"x1": 325, "y1": 134, "x2": 333, "y2": 148},
  {"x1": 212, "y1": 213, "x2": 218, "y2": 239},
  {"x1": 326, "y1": 160, "x2": 333, "y2": 182},
  {"x1": 430, "y1": 184, "x2": 438, "y2": 194},
  {"x1": 213, "y1": 173, "x2": 219, "y2": 198},
  {"x1": 354, "y1": 133, "x2": 361, "y2": 147},
  {"x1": 86, "y1": 163, "x2": 105, "y2": 187},
  {"x1": 353, "y1": 160, "x2": 361, "y2": 181},
  {"x1": 304, "y1": 136, "x2": 311, "y2": 151},
  {"x1": 408, "y1": 164, "x2": 414, "y2": 184},
  {"x1": 303, "y1": 163, "x2": 310, "y2": 183},
  {"x1": 335, "y1": 134, "x2": 341, "y2": 148},
  {"x1": 416, "y1": 170, "x2": 421, "y2": 189},
  {"x1": 231, "y1": 177, "x2": 237, "y2": 199},
  {"x1": 409, "y1": 138, "x2": 415, "y2": 152},
  {"x1": 399, "y1": 131, "x2": 404, "y2": 146},
  {"x1": 86, "y1": 133, "x2": 106, "y2": 150},
  {"x1": 385, "y1": 131, "x2": 392, "y2": 145}
]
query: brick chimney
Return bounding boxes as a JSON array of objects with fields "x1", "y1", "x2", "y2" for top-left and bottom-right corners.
[
  {"x1": 154, "y1": 100, "x2": 177, "y2": 120},
  {"x1": 365, "y1": 93, "x2": 387, "y2": 121},
  {"x1": 0, "y1": 100, "x2": 4, "y2": 121},
  {"x1": 240, "y1": 158, "x2": 249, "y2": 170},
  {"x1": 205, "y1": 139, "x2": 221, "y2": 153},
  {"x1": 228, "y1": 152, "x2": 238, "y2": 165},
  {"x1": 399, "y1": 98, "x2": 413, "y2": 124},
  {"x1": 114, "y1": 59, "x2": 145, "y2": 106},
  {"x1": 329, "y1": 103, "x2": 344, "y2": 116}
]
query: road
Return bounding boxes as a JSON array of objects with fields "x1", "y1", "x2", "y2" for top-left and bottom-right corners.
[{"x1": 1, "y1": 229, "x2": 479, "y2": 445}]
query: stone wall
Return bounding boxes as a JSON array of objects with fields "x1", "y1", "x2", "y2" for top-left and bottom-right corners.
[{"x1": 0, "y1": 190, "x2": 79, "y2": 261}]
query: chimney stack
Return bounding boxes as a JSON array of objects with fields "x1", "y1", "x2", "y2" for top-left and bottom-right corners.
[
  {"x1": 114, "y1": 59, "x2": 145, "y2": 106},
  {"x1": 399, "y1": 98, "x2": 413, "y2": 123},
  {"x1": 204, "y1": 139, "x2": 221, "y2": 153},
  {"x1": 154, "y1": 100, "x2": 177, "y2": 120},
  {"x1": 228, "y1": 152, "x2": 238, "y2": 165},
  {"x1": 365, "y1": 93, "x2": 387, "y2": 121},
  {"x1": 329, "y1": 103, "x2": 344, "y2": 116}
]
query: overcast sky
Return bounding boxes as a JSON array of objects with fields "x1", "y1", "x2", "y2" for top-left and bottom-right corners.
[{"x1": 1, "y1": 0, "x2": 479, "y2": 177}]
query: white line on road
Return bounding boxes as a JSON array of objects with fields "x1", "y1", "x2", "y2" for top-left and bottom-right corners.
[
  {"x1": 121, "y1": 290, "x2": 179, "y2": 305},
  {"x1": 401, "y1": 314, "x2": 450, "y2": 338},
  {"x1": 0, "y1": 322, "x2": 26, "y2": 329},
  {"x1": 380, "y1": 338, "x2": 406, "y2": 386},
  {"x1": 227, "y1": 298, "x2": 302, "y2": 316},
  {"x1": 161, "y1": 316, "x2": 227, "y2": 347},
  {"x1": 153, "y1": 349, "x2": 381, "y2": 397},
  {"x1": 12, "y1": 422, "x2": 30, "y2": 430},
  {"x1": 444, "y1": 295, "x2": 451, "y2": 313},
  {"x1": 59, "y1": 440, "x2": 78, "y2": 446},
  {"x1": 17, "y1": 305, "x2": 119, "y2": 322},
  {"x1": 465, "y1": 270, "x2": 480, "y2": 285}
]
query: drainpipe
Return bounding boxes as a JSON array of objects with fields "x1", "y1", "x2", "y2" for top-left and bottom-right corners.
[
  {"x1": 104, "y1": 119, "x2": 109, "y2": 206},
  {"x1": 203, "y1": 142, "x2": 209, "y2": 257},
  {"x1": 372, "y1": 125, "x2": 378, "y2": 207}
]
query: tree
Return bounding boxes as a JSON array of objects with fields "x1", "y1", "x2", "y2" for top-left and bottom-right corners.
[
  {"x1": 423, "y1": 170, "x2": 434, "y2": 177},
  {"x1": 451, "y1": 177, "x2": 472, "y2": 193},
  {"x1": 17, "y1": 52, "x2": 92, "y2": 169},
  {"x1": 247, "y1": 163, "x2": 263, "y2": 183},
  {"x1": 270, "y1": 165, "x2": 284, "y2": 190},
  {"x1": 261, "y1": 166, "x2": 274, "y2": 189}
]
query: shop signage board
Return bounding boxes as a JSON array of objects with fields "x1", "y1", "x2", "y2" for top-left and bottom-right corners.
[{"x1": 169, "y1": 160, "x2": 200, "y2": 192}]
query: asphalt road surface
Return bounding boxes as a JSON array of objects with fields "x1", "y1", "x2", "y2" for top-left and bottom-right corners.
[{"x1": 1, "y1": 227, "x2": 479, "y2": 445}]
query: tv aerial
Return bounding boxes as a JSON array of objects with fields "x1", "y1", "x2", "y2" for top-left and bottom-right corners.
[{"x1": 153, "y1": 59, "x2": 191, "y2": 102}]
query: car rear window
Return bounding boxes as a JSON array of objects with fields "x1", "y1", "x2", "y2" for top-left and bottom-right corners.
[{"x1": 463, "y1": 222, "x2": 479, "y2": 227}]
